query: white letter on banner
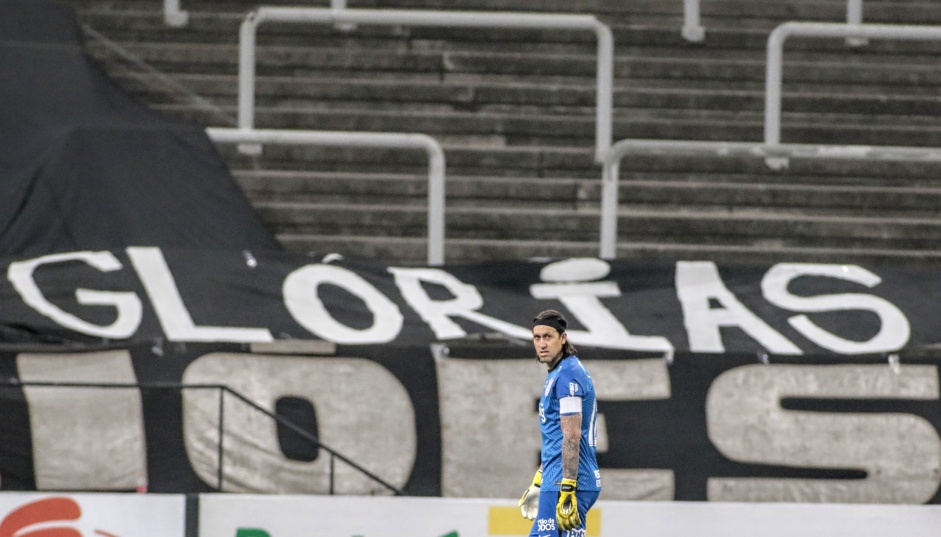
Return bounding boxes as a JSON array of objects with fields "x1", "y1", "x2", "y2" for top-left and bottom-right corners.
[
  {"x1": 761, "y1": 263, "x2": 910, "y2": 354},
  {"x1": 18, "y1": 350, "x2": 148, "y2": 491},
  {"x1": 435, "y1": 358, "x2": 548, "y2": 498},
  {"x1": 285, "y1": 265, "x2": 402, "y2": 343},
  {"x1": 127, "y1": 247, "x2": 272, "y2": 343},
  {"x1": 436, "y1": 356, "x2": 675, "y2": 500},
  {"x1": 388, "y1": 267, "x2": 530, "y2": 340},
  {"x1": 706, "y1": 364, "x2": 941, "y2": 503},
  {"x1": 8, "y1": 251, "x2": 142, "y2": 339},
  {"x1": 182, "y1": 353, "x2": 416, "y2": 494},
  {"x1": 530, "y1": 258, "x2": 673, "y2": 352},
  {"x1": 584, "y1": 359, "x2": 675, "y2": 501},
  {"x1": 676, "y1": 261, "x2": 801, "y2": 354}
]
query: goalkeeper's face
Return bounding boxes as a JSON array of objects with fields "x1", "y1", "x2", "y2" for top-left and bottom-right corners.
[{"x1": 533, "y1": 326, "x2": 566, "y2": 368}]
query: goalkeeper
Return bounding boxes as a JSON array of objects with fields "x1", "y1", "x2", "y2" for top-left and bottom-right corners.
[{"x1": 519, "y1": 309, "x2": 601, "y2": 536}]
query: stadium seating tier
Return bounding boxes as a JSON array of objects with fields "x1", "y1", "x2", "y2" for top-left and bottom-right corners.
[{"x1": 61, "y1": 0, "x2": 941, "y2": 265}]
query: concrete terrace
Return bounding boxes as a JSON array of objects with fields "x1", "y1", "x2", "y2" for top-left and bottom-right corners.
[{"x1": 62, "y1": 0, "x2": 941, "y2": 266}]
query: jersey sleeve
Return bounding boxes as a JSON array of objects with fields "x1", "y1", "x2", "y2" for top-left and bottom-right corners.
[{"x1": 553, "y1": 365, "x2": 587, "y2": 414}]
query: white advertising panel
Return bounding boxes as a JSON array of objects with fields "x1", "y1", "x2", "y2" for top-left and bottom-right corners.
[
  {"x1": 200, "y1": 494, "x2": 941, "y2": 537},
  {"x1": 0, "y1": 493, "x2": 186, "y2": 537}
]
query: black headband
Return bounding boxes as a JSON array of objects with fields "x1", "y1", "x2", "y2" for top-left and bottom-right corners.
[{"x1": 533, "y1": 317, "x2": 566, "y2": 334}]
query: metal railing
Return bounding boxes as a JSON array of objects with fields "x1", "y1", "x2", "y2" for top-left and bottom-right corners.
[
  {"x1": 5, "y1": 380, "x2": 404, "y2": 495},
  {"x1": 206, "y1": 127, "x2": 447, "y2": 266},
  {"x1": 681, "y1": 0, "x2": 865, "y2": 42},
  {"x1": 598, "y1": 139, "x2": 941, "y2": 259},
  {"x1": 164, "y1": 0, "x2": 354, "y2": 28},
  {"x1": 765, "y1": 21, "x2": 941, "y2": 147},
  {"x1": 160, "y1": 1, "x2": 941, "y2": 263},
  {"x1": 237, "y1": 7, "x2": 614, "y2": 163}
]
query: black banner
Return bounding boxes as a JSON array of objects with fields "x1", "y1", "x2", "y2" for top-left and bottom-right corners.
[
  {"x1": 0, "y1": 248, "x2": 939, "y2": 356},
  {"x1": 0, "y1": 249, "x2": 939, "y2": 503},
  {"x1": 0, "y1": 342, "x2": 939, "y2": 504}
]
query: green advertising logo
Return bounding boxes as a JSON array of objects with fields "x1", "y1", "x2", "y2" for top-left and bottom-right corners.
[{"x1": 236, "y1": 530, "x2": 270, "y2": 537}]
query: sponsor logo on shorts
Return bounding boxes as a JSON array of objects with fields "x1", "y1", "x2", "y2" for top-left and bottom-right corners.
[{"x1": 536, "y1": 517, "x2": 557, "y2": 532}]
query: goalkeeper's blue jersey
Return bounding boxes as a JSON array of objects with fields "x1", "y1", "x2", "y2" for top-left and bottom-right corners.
[{"x1": 539, "y1": 354, "x2": 601, "y2": 492}]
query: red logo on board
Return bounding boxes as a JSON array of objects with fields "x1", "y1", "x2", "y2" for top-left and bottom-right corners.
[{"x1": 0, "y1": 497, "x2": 120, "y2": 537}]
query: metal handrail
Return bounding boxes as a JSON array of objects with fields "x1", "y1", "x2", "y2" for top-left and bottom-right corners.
[
  {"x1": 166, "y1": 0, "x2": 706, "y2": 43},
  {"x1": 237, "y1": 7, "x2": 614, "y2": 163},
  {"x1": 164, "y1": 0, "x2": 353, "y2": 28},
  {"x1": 598, "y1": 139, "x2": 941, "y2": 259},
  {"x1": 206, "y1": 127, "x2": 447, "y2": 266},
  {"x1": 681, "y1": 0, "x2": 865, "y2": 42},
  {"x1": 765, "y1": 21, "x2": 941, "y2": 146},
  {"x1": 5, "y1": 379, "x2": 404, "y2": 495}
]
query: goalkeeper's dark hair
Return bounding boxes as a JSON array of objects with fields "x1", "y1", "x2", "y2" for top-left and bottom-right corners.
[{"x1": 534, "y1": 309, "x2": 577, "y2": 357}]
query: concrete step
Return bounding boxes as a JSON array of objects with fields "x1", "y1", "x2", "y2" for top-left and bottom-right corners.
[
  {"x1": 234, "y1": 170, "x2": 941, "y2": 216},
  {"x1": 109, "y1": 70, "x2": 941, "y2": 119},
  {"x1": 252, "y1": 201, "x2": 941, "y2": 246},
  {"x1": 68, "y1": 0, "x2": 941, "y2": 27},
  {"x1": 76, "y1": 9, "x2": 941, "y2": 63},
  {"x1": 276, "y1": 234, "x2": 941, "y2": 267},
  {"x1": 217, "y1": 143, "x2": 598, "y2": 178},
  {"x1": 62, "y1": 0, "x2": 937, "y2": 15},
  {"x1": 85, "y1": 38, "x2": 941, "y2": 89},
  {"x1": 616, "y1": 153, "x2": 941, "y2": 184},
  {"x1": 219, "y1": 142, "x2": 941, "y2": 183},
  {"x1": 613, "y1": 181, "x2": 941, "y2": 215},
  {"x1": 234, "y1": 171, "x2": 590, "y2": 209},
  {"x1": 75, "y1": 6, "x2": 941, "y2": 77},
  {"x1": 160, "y1": 103, "x2": 941, "y2": 151},
  {"x1": 74, "y1": 0, "x2": 941, "y2": 54}
]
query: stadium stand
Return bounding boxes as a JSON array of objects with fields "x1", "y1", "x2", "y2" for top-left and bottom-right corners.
[{"x1": 60, "y1": 0, "x2": 941, "y2": 265}]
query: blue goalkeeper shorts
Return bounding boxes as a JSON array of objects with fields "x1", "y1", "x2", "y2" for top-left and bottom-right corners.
[{"x1": 528, "y1": 488, "x2": 599, "y2": 537}]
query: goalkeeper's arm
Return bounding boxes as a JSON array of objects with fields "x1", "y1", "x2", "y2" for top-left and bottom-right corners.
[{"x1": 556, "y1": 412, "x2": 582, "y2": 530}]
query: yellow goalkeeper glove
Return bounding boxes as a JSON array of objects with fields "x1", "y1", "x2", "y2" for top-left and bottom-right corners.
[
  {"x1": 518, "y1": 469, "x2": 542, "y2": 520},
  {"x1": 556, "y1": 478, "x2": 580, "y2": 530}
]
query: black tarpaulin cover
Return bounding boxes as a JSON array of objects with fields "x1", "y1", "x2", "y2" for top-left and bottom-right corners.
[{"x1": 0, "y1": 0, "x2": 280, "y2": 256}]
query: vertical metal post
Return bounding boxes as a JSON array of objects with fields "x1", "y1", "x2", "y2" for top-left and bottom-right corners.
[
  {"x1": 216, "y1": 387, "x2": 225, "y2": 491},
  {"x1": 847, "y1": 0, "x2": 864, "y2": 25},
  {"x1": 594, "y1": 23, "x2": 614, "y2": 163},
  {"x1": 682, "y1": 0, "x2": 706, "y2": 42},
  {"x1": 764, "y1": 25, "x2": 790, "y2": 168},
  {"x1": 237, "y1": 14, "x2": 263, "y2": 155},
  {"x1": 164, "y1": 0, "x2": 189, "y2": 27},
  {"x1": 764, "y1": 25, "x2": 787, "y2": 147},
  {"x1": 238, "y1": 14, "x2": 258, "y2": 131},
  {"x1": 330, "y1": 0, "x2": 356, "y2": 31},
  {"x1": 846, "y1": 0, "x2": 867, "y2": 46},
  {"x1": 424, "y1": 139, "x2": 447, "y2": 266},
  {"x1": 599, "y1": 158, "x2": 620, "y2": 259},
  {"x1": 329, "y1": 452, "x2": 336, "y2": 495}
]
